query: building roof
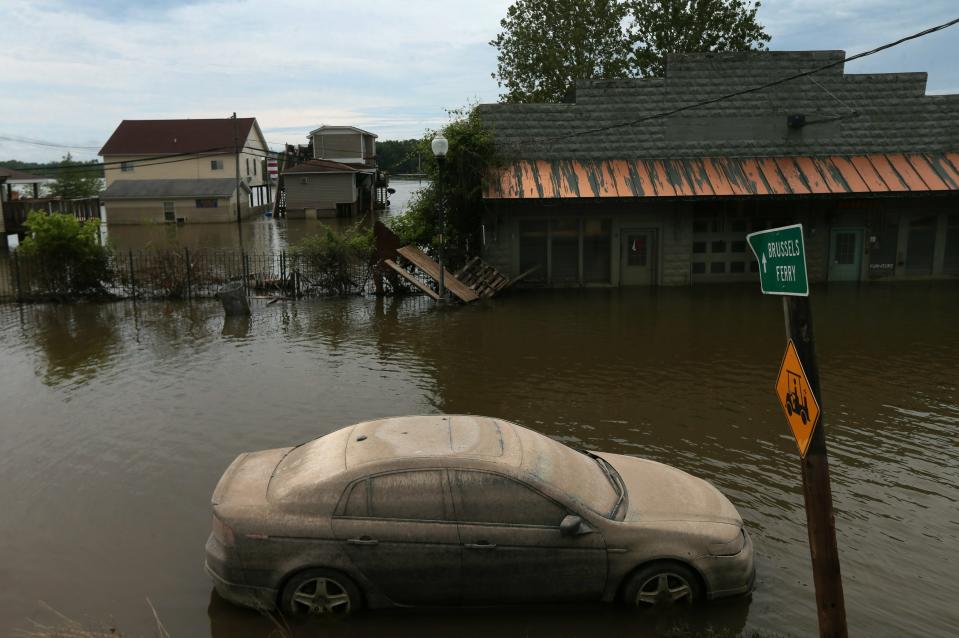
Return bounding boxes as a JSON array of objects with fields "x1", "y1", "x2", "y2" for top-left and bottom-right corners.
[
  {"x1": 99, "y1": 118, "x2": 257, "y2": 156},
  {"x1": 308, "y1": 125, "x2": 377, "y2": 138},
  {"x1": 485, "y1": 153, "x2": 959, "y2": 199},
  {"x1": 100, "y1": 178, "x2": 246, "y2": 200},
  {"x1": 0, "y1": 166, "x2": 52, "y2": 183},
  {"x1": 282, "y1": 159, "x2": 358, "y2": 174},
  {"x1": 477, "y1": 50, "x2": 959, "y2": 161}
]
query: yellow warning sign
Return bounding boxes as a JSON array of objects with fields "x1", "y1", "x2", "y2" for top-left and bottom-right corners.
[{"x1": 775, "y1": 340, "x2": 820, "y2": 458}]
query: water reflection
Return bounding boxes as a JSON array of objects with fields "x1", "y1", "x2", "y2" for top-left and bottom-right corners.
[
  {"x1": 20, "y1": 303, "x2": 122, "y2": 386},
  {"x1": 206, "y1": 590, "x2": 750, "y2": 638}
]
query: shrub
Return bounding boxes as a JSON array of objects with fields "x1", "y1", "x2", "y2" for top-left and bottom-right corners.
[
  {"x1": 17, "y1": 211, "x2": 113, "y2": 299},
  {"x1": 292, "y1": 223, "x2": 374, "y2": 295}
]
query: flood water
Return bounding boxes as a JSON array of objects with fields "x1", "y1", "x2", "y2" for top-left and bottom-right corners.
[
  {"x1": 99, "y1": 177, "x2": 426, "y2": 254},
  {"x1": 0, "y1": 283, "x2": 957, "y2": 637}
]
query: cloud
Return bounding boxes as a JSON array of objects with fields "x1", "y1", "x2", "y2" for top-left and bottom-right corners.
[{"x1": 1, "y1": 0, "x2": 957, "y2": 163}]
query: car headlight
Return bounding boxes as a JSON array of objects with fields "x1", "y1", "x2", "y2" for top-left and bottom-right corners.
[{"x1": 708, "y1": 528, "x2": 746, "y2": 556}]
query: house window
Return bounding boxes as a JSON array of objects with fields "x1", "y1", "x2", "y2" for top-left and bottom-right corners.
[
  {"x1": 195, "y1": 198, "x2": 218, "y2": 208},
  {"x1": 253, "y1": 160, "x2": 257, "y2": 176},
  {"x1": 300, "y1": 177, "x2": 310, "y2": 184},
  {"x1": 163, "y1": 201, "x2": 175, "y2": 222},
  {"x1": 245, "y1": 158, "x2": 250, "y2": 176},
  {"x1": 211, "y1": 159, "x2": 224, "y2": 170},
  {"x1": 121, "y1": 162, "x2": 134, "y2": 172}
]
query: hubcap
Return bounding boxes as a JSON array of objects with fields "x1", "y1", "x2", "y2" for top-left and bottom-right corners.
[
  {"x1": 635, "y1": 572, "x2": 693, "y2": 607},
  {"x1": 290, "y1": 577, "x2": 351, "y2": 615}
]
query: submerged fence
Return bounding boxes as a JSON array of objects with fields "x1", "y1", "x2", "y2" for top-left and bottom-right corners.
[{"x1": 0, "y1": 249, "x2": 376, "y2": 302}]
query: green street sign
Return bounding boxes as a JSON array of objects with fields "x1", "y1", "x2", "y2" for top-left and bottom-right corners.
[{"x1": 746, "y1": 223, "x2": 809, "y2": 296}]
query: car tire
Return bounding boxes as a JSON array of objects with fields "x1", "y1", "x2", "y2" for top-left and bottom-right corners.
[
  {"x1": 623, "y1": 561, "x2": 703, "y2": 609},
  {"x1": 280, "y1": 568, "x2": 362, "y2": 617}
]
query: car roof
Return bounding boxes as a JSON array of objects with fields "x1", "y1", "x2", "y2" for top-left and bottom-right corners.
[{"x1": 345, "y1": 415, "x2": 521, "y2": 469}]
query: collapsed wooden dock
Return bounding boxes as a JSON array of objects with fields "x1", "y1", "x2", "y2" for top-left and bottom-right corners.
[{"x1": 374, "y1": 222, "x2": 535, "y2": 303}]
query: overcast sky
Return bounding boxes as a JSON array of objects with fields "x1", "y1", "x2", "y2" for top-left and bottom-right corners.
[{"x1": 2, "y1": 0, "x2": 957, "y2": 163}]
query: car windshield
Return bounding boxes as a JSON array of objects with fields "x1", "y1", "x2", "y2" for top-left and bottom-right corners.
[{"x1": 515, "y1": 429, "x2": 619, "y2": 517}]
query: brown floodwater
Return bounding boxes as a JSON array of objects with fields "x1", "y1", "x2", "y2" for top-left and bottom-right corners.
[{"x1": 0, "y1": 283, "x2": 956, "y2": 637}]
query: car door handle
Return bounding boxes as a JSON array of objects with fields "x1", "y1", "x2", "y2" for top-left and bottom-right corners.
[
  {"x1": 464, "y1": 541, "x2": 497, "y2": 549},
  {"x1": 346, "y1": 536, "x2": 379, "y2": 546}
]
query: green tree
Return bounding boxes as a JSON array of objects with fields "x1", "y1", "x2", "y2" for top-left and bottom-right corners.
[
  {"x1": 630, "y1": 0, "x2": 770, "y2": 77},
  {"x1": 490, "y1": 0, "x2": 770, "y2": 103},
  {"x1": 376, "y1": 139, "x2": 422, "y2": 174},
  {"x1": 18, "y1": 211, "x2": 112, "y2": 298},
  {"x1": 491, "y1": 0, "x2": 633, "y2": 103},
  {"x1": 388, "y1": 107, "x2": 497, "y2": 269},
  {"x1": 48, "y1": 153, "x2": 102, "y2": 199}
]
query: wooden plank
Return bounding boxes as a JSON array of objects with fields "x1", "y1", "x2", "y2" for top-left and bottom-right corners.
[
  {"x1": 383, "y1": 259, "x2": 440, "y2": 300},
  {"x1": 396, "y1": 245, "x2": 479, "y2": 302}
]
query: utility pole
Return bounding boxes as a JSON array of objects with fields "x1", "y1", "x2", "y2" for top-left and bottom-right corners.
[
  {"x1": 748, "y1": 224, "x2": 847, "y2": 638},
  {"x1": 784, "y1": 297, "x2": 848, "y2": 638},
  {"x1": 232, "y1": 112, "x2": 241, "y2": 225}
]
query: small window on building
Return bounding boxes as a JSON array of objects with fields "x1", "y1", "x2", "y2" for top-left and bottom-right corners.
[
  {"x1": 245, "y1": 158, "x2": 250, "y2": 176},
  {"x1": 692, "y1": 262, "x2": 706, "y2": 274},
  {"x1": 253, "y1": 160, "x2": 257, "y2": 176},
  {"x1": 195, "y1": 198, "x2": 218, "y2": 208},
  {"x1": 710, "y1": 262, "x2": 726, "y2": 274},
  {"x1": 300, "y1": 177, "x2": 310, "y2": 184},
  {"x1": 692, "y1": 241, "x2": 707, "y2": 254},
  {"x1": 627, "y1": 234, "x2": 648, "y2": 266},
  {"x1": 162, "y1": 201, "x2": 175, "y2": 222},
  {"x1": 211, "y1": 159, "x2": 224, "y2": 170},
  {"x1": 731, "y1": 240, "x2": 746, "y2": 253},
  {"x1": 121, "y1": 161, "x2": 134, "y2": 172},
  {"x1": 730, "y1": 261, "x2": 746, "y2": 273},
  {"x1": 711, "y1": 240, "x2": 726, "y2": 253}
]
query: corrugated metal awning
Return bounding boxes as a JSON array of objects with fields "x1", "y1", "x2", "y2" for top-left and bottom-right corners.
[{"x1": 483, "y1": 153, "x2": 959, "y2": 200}]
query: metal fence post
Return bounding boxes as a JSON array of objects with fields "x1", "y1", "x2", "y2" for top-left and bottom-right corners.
[
  {"x1": 242, "y1": 251, "x2": 250, "y2": 296},
  {"x1": 13, "y1": 250, "x2": 22, "y2": 303},
  {"x1": 184, "y1": 247, "x2": 192, "y2": 301},
  {"x1": 128, "y1": 249, "x2": 136, "y2": 300}
]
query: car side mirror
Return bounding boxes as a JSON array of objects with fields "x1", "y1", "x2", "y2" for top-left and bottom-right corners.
[{"x1": 560, "y1": 514, "x2": 587, "y2": 537}]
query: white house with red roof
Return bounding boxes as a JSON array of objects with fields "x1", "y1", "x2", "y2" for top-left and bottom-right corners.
[{"x1": 99, "y1": 117, "x2": 271, "y2": 224}]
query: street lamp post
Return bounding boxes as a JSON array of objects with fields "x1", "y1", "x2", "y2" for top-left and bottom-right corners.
[{"x1": 431, "y1": 134, "x2": 449, "y2": 300}]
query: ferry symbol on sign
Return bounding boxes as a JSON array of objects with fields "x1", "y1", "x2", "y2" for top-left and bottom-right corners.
[{"x1": 775, "y1": 340, "x2": 820, "y2": 458}]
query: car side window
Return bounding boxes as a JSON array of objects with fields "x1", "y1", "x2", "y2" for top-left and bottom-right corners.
[
  {"x1": 342, "y1": 480, "x2": 368, "y2": 517},
  {"x1": 369, "y1": 470, "x2": 447, "y2": 521},
  {"x1": 453, "y1": 471, "x2": 565, "y2": 527}
]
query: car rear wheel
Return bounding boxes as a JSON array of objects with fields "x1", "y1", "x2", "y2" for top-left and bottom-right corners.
[
  {"x1": 624, "y1": 561, "x2": 703, "y2": 609},
  {"x1": 280, "y1": 568, "x2": 361, "y2": 617}
]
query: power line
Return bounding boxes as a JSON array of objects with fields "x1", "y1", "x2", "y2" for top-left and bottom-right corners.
[
  {"x1": 503, "y1": 16, "x2": 959, "y2": 149},
  {"x1": 0, "y1": 134, "x2": 101, "y2": 151}
]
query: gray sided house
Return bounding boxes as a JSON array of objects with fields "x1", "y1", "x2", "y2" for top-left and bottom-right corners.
[
  {"x1": 282, "y1": 159, "x2": 374, "y2": 219},
  {"x1": 477, "y1": 50, "x2": 959, "y2": 287}
]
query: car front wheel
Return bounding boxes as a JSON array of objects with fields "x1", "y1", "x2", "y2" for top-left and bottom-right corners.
[
  {"x1": 624, "y1": 561, "x2": 703, "y2": 609},
  {"x1": 280, "y1": 568, "x2": 361, "y2": 617}
]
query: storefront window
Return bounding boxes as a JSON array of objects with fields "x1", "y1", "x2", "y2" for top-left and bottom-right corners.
[
  {"x1": 583, "y1": 219, "x2": 611, "y2": 283},
  {"x1": 519, "y1": 220, "x2": 548, "y2": 283},
  {"x1": 550, "y1": 219, "x2": 579, "y2": 284}
]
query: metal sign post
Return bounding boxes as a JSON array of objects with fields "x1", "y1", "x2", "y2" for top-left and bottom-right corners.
[{"x1": 749, "y1": 224, "x2": 848, "y2": 638}]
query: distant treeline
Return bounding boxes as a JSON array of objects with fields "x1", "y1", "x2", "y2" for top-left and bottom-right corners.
[
  {"x1": 1, "y1": 157, "x2": 104, "y2": 178},
  {"x1": 376, "y1": 139, "x2": 423, "y2": 175}
]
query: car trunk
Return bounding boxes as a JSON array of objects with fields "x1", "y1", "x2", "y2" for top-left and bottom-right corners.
[{"x1": 212, "y1": 447, "x2": 293, "y2": 511}]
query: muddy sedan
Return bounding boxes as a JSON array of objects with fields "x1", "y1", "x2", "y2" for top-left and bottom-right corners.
[{"x1": 206, "y1": 415, "x2": 754, "y2": 616}]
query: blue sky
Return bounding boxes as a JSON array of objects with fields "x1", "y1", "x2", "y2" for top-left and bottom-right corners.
[{"x1": 1, "y1": 0, "x2": 957, "y2": 163}]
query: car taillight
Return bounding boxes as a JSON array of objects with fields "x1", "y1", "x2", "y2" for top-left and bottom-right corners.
[{"x1": 212, "y1": 514, "x2": 235, "y2": 547}]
